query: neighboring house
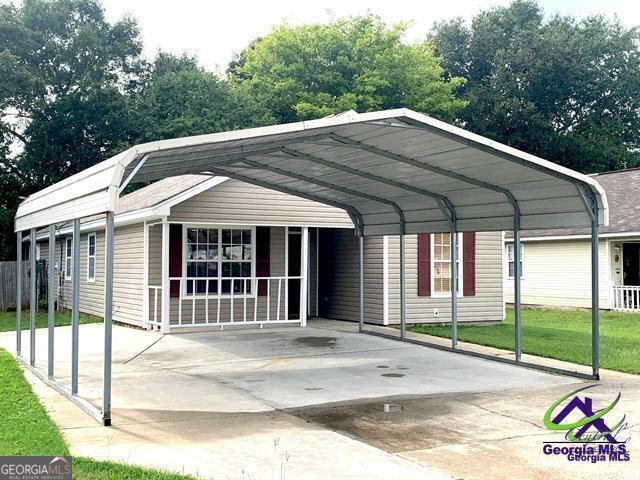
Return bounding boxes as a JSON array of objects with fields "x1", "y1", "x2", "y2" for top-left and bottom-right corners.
[
  {"x1": 504, "y1": 168, "x2": 640, "y2": 311},
  {"x1": 26, "y1": 174, "x2": 504, "y2": 331}
]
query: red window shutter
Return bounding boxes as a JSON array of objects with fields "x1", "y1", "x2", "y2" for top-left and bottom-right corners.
[
  {"x1": 417, "y1": 234, "x2": 431, "y2": 296},
  {"x1": 256, "y1": 227, "x2": 270, "y2": 296},
  {"x1": 169, "y1": 224, "x2": 182, "y2": 298},
  {"x1": 463, "y1": 232, "x2": 476, "y2": 296}
]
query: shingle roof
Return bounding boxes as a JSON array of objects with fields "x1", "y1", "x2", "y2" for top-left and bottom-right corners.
[
  {"x1": 27, "y1": 174, "x2": 213, "y2": 239},
  {"x1": 508, "y1": 168, "x2": 640, "y2": 238},
  {"x1": 117, "y1": 174, "x2": 211, "y2": 214}
]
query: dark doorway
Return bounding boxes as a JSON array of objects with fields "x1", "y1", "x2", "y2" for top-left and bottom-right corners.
[
  {"x1": 623, "y1": 243, "x2": 640, "y2": 286},
  {"x1": 288, "y1": 228, "x2": 302, "y2": 319}
]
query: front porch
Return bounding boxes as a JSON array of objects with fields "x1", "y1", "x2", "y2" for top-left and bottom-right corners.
[
  {"x1": 610, "y1": 241, "x2": 640, "y2": 311},
  {"x1": 144, "y1": 223, "x2": 318, "y2": 332}
]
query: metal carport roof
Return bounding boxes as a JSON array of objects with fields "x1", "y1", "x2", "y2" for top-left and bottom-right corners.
[
  {"x1": 15, "y1": 108, "x2": 608, "y2": 234},
  {"x1": 13, "y1": 107, "x2": 609, "y2": 427}
]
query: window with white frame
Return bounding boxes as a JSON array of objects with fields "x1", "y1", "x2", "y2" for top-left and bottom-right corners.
[
  {"x1": 185, "y1": 227, "x2": 253, "y2": 295},
  {"x1": 87, "y1": 233, "x2": 96, "y2": 282},
  {"x1": 65, "y1": 238, "x2": 72, "y2": 280},
  {"x1": 432, "y1": 232, "x2": 462, "y2": 296},
  {"x1": 507, "y1": 243, "x2": 524, "y2": 278}
]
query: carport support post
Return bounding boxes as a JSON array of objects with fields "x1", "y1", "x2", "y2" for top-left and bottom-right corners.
[
  {"x1": 29, "y1": 227, "x2": 36, "y2": 366},
  {"x1": 514, "y1": 217, "x2": 522, "y2": 362},
  {"x1": 71, "y1": 219, "x2": 80, "y2": 394},
  {"x1": 591, "y1": 211, "x2": 600, "y2": 379},
  {"x1": 103, "y1": 211, "x2": 114, "y2": 426},
  {"x1": 400, "y1": 230, "x2": 406, "y2": 339},
  {"x1": 16, "y1": 231, "x2": 22, "y2": 357},
  {"x1": 48, "y1": 225, "x2": 55, "y2": 378},
  {"x1": 451, "y1": 229, "x2": 458, "y2": 348},
  {"x1": 358, "y1": 231, "x2": 364, "y2": 333}
]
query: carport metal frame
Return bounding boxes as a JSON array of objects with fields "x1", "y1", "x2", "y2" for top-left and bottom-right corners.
[{"x1": 14, "y1": 109, "x2": 605, "y2": 426}]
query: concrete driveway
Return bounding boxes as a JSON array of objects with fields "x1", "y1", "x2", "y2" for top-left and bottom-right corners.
[{"x1": 2, "y1": 321, "x2": 638, "y2": 479}]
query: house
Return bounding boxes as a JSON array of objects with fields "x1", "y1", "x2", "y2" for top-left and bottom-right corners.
[
  {"x1": 27, "y1": 174, "x2": 504, "y2": 331},
  {"x1": 504, "y1": 168, "x2": 640, "y2": 311}
]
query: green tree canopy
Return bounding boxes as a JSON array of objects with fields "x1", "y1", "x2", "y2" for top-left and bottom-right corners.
[
  {"x1": 132, "y1": 52, "x2": 273, "y2": 143},
  {"x1": 229, "y1": 14, "x2": 467, "y2": 123},
  {"x1": 430, "y1": 0, "x2": 640, "y2": 173},
  {"x1": 0, "y1": 0, "x2": 143, "y2": 259}
]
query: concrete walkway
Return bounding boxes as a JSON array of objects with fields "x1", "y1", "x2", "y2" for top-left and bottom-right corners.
[{"x1": 1, "y1": 321, "x2": 637, "y2": 479}]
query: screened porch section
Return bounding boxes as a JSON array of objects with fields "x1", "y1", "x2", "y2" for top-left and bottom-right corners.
[{"x1": 144, "y1": 224, "x2": 313, "y2": 331}]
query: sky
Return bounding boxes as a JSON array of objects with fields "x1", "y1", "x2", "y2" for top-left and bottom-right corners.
[{"x1": 100, "y1": 0, "x2": 639, "y2": 72}]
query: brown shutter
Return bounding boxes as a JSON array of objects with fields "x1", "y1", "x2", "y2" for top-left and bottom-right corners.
[
  {"x1": 463, "y1": 232, "x2": 476, "y2": 296},
  {"x1": 417, "y1": 234, "x2": 431, "y2": 296},
  {"x1": 256, "y1": 227, "x2": 270, "y2": 296},
  {"x1": 169, "y1": 224, "x2": 182, "y2": 298}
]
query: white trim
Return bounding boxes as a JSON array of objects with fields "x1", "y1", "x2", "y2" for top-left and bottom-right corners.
[
  {"x1": 181, "y1": 224, "x2": 257, "y2": 299},
  {"x1": 504, "y1": 231, "x2": 640, "y2": 243},
  {"x1": 383, "y1": 235, "x2": 389, "y2": 325},
  {"x1": 142, "y1": 221, "x2": 149, "y2": 326},
  {"x1": 506, "y1": 243, "x2": 525, "y2": 280},
  {"x1": 86, "y1": 232, "x2": 97, "y2": 282},
  {"x1": 605, "y1": 238, "x2": 612, "y2": 309},
  {"x1": 35, "y1": 243, "x2": 41, "y2": 261},
  {"x1": 285, "y1": 226, "x2": 289, "y2": 321},
  {"x1": 300, "y1": 227, "x2": 309, "y2": 326},
  {"x1": 64, "y1": 237, "x2": 73, "y2": 281},
  {"x1": 165, "y1": 220, "x2": 353, "y2": 229},
  {"x1": 430, "y1": 232, "x2": 463, "y2": 298}
]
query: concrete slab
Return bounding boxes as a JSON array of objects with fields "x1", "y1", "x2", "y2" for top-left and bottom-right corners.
[{"x1": 3, "y1": 321, "x2": 634, "y2": 480}]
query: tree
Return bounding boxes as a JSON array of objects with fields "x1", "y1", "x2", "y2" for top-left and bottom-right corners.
[
  {"x1": 228, "y1": 14, "x2": 467, "y2": 124},
  {"x1": 430, "y1": 0, "x2": 640, "y2": 173},
  {"x1": 0, "y1": 0, "x2": 144, "y2": 259},
  {"x1": 132, "y1": 53, "x2": 273, "y2": 143}
]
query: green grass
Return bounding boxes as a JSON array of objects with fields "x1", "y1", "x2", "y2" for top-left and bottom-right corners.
[
  {"x1": 0, "y1": 347, "x2": 198, "y2": 479},
  {"x1": 0, "y1": 310, "x2": 102, "y2": 333},
  {"x1": 408, "y1": 308, "x2": 640, "y2": 374}
]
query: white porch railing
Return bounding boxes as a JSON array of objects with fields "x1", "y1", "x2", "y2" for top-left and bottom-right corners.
[
  {"x1": 148, "y1": 276, "x2": 303, "y2": 329},
  {"x1": 611, "y1": 285, "x2": 640, "y2": 311},
  {"x1": 147, "y1": 285, "x2": 163, "y2": 328}
]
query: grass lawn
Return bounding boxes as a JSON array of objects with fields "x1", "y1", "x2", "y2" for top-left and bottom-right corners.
[
  {"x1": 0, "y1": 310, "x2": 102, "y2": 333},
  {"x1": 408, "y1": 308, "x2": 640, "y2": 374},
  {"x1": 0, "y1": 347, "x2": 198, "y2": 479}
]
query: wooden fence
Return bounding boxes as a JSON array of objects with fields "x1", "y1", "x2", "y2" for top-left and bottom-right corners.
[{"x1": 0, "y1": 260, "x2": 48, "y2": 311}]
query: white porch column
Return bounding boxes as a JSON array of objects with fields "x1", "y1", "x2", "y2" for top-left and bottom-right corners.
[
  {"x1": 300, "y1": 227, "x2": 309, "y2": 326},
  {"x1": 161, "y1": 221, "x2": 170, "y2": 333},
  {"x1": 142, "y1": 221, "x2": 149, "y2": 328}
]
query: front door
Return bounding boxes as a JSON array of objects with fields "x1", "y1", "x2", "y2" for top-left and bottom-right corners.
[
  {"x1": 288, "y1": 228, "x2": 301, "y2": 319},
  {"x1": 623, "y1": 243, "x2": 640, "y2": 286}
]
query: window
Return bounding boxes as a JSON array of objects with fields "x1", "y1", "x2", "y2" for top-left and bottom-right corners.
[
  {"x1": 87, "y1": 233, "x2": 96, "y2": 282},
  {"x1": 65, "y1": 238, "x2": 73, "y2": 280},
  {"x1": 432, "y1": 233, "x2": 462, "y2": 296},
  {"x1": 185, "y1": 227, "x2": 253, "y2": 295},
  {"x1": 507, "y1": 243, "x2": 524, "y2": 278}
]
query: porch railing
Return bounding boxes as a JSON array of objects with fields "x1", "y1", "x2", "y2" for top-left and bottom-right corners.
[
  {"x1": 611, "y1": 285, "x2": 640, "y2": 311},
  {"x1": 150, "y1": 276, "x2": 302, "y2": 328}
]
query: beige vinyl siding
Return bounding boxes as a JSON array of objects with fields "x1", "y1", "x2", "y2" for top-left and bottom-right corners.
[
  {"x1": 168, "y1": 178, "x2": 353, "y2": 227},
  {"x1": 56, "y1": 223, "x2": 145, "y2": 326},
  {"x1": 318, "y1": 229, "x2": 384, "y2": 324},
  {"x1": 388, "y1": 232, "x2": 504, "y2": 324},
  {"x1": 504, "y1": 239, "x2": 610, "y2": 309},
  {"x1": 166, "y1": 226, "x2": 289, "y2": 325}
]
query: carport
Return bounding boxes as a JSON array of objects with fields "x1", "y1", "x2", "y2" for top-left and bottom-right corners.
[{"x1": 14, "y1": 108, "x2": 608, "y2": 426}]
